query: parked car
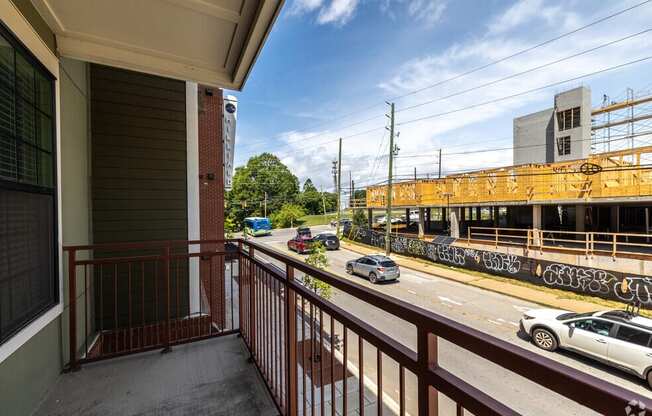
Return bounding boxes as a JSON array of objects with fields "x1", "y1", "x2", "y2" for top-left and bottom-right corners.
[
  {"x1": 313, "y1": 232, "x2": 340, "y2": 250},
  {"x1": 520, "y1": 308, "x2": 652, "y2": 387},
  {"x1": 345, "y1": 255, "x2": 400, "y2": 283},
  {"x1": 287, "y1": 227, "x2": 313, "y2": 254},
  {"x1": 330, "y1": 218, "x2": 352, "y2": 228},
  {"x1": 377, "y1": 216, "x2": 402, "y2": 225}
]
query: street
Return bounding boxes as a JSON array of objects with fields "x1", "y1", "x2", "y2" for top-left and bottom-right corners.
[{"x1": 248, "y1": 225, "x2": 651, "y2": 415}]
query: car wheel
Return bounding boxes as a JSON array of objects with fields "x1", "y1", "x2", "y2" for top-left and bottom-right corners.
[
  {"x1": 647, "y1": 371, "x2": 652, "y2": 389},
  {"x1": 532, "y1": 328, "x2": 558, "y2": 351},
  {"x1": 346, "y1": 264, "x2": 353, "y2": 274},
  {"x1": 369, "y1": 272, "x2": 378, "y2": 284}
]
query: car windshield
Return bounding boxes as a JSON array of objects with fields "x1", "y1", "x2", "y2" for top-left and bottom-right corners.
[
  {"x1": 556, "y1": 311, "x2": 595, "y2": 321},
  {"x1": 380, "y1": 260, "x2": 396, "y2": 267}
]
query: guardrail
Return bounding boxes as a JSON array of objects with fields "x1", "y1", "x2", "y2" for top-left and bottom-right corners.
[
  {"x1": 65, "y1": 238, "x2": 652, "y2": 415},
  {"x1": 468, "y1": 226, "x2": 652, "y2": 258}
]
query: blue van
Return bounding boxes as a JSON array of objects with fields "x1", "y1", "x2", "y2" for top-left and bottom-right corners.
[{"x1": 244, "y1": 217, "x2": 272, "y2": 237}]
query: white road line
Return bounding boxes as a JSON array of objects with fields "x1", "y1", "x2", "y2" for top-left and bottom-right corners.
[
  {"x1": 407, "y1": 289, "x2": 417, "y2": 295},
  {"x1": 487, "y1": 319, "x2": 503, "y2": 326},
  {"x1": 496, "y1": 318, "x2": 506, "y2": 323},
  {"x1": 438, "y1": 296, "x2": 463, "y2": 306},
  {"x1": 509, "y1": 321, "x2": 520, "y2": 327},
  {"x1": 513, "y1": 305, "x2": 531, "y2": 313}
]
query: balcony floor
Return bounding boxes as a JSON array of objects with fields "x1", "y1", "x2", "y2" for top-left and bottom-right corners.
[{"x1": 35, "y1": 334, "x2": 277, "y2": 416}]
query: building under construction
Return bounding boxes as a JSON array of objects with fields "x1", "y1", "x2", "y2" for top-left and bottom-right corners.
[{"x1": 361, "y1": 85, "x2": 652, "y2": 261}]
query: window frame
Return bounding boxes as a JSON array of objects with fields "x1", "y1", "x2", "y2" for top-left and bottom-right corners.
[
  {"x1": 0, "y1": 20, "x2": 59, "y2": 347},
  {"x1": 613, "y1": 324, "x2": 652, "y2": 348},
  {"x1": 556, "y1": 136, "x2": 571, "y2": 156}
]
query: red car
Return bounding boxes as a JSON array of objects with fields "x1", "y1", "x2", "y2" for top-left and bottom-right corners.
[{"x1": 287, "y1": 227, "x2": 313, "y2": 254}]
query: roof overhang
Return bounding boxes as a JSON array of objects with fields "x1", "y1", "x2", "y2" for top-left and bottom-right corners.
[{"x1": 31, "y1": 0, "x2": 283, "y2": 90}]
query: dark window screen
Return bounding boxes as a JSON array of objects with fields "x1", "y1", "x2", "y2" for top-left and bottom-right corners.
[{"x1": 0, "y1": 26, "x2": 57, "y2": 345}]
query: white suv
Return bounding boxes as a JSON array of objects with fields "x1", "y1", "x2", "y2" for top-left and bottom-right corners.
[{"x1": 520, "y1": 309, "x2": 652, "y2": 387}]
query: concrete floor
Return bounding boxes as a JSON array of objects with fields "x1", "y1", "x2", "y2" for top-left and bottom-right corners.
[{"x1": 35, "y1": 335, "x2": 277, "y2": 416}]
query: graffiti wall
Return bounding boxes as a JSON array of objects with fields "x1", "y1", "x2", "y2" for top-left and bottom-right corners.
[{"x1": 346, "y1": 227, "x2": 652, "y2": 307}]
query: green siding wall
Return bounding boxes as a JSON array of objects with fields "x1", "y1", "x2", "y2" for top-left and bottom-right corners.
[
  {"x1": 90, "y1": 64, "x2": 188, "y2": 244},
  {"x1": 0, "y1": 317, "x2": 62, "y2": 416}
]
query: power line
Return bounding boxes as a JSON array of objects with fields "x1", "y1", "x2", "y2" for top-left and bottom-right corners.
[
  {"x1": 234, "y1": 1, "x2": 651, "y2": 154},
  {"x1": 395, "y1": 28, "x2": 652, "y2": 114},
  {"x1": 397, "y1": 55, "x2": 652, "y2": 127},
  {"x1": 386, "y1": 0, "x2": 652, "y2": 101}
]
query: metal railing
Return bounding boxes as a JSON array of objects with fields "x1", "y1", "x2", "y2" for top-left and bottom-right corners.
[
  {"x1": 65, "y1": 238, "x2": 652, "y2": 415},
  {"x1": 64, "y1": 239, "x2": 240, "y2": 368},
  {"x1": 468, "y1": 226, "x2": 652, "y2": 258}
]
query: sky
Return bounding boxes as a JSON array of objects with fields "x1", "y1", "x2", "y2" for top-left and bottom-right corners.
[{"x1": 230, "y1": 0, "x2": 652, "y2": 193}]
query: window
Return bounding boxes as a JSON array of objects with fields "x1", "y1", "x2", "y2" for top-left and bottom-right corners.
[
  {"x1": 615, "y1": 326, "x2": 651, "y2": 347},
  {"x1": 557, "y1": 136, "x2": 571, "y2": 156},
  {"x1": 574, "y1": 319, "x2": 613, "y2": 336},
  {"x1": 556, "y1": 107, "x2": 581, "y2": 131},
  {"x1": 0, "y1": 27, "x2": 57, "y2": 345}
]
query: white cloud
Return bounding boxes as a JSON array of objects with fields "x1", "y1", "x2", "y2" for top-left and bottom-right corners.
[
  {"x1": 289, "y1": 0, "x2": 324, "y2": 15},
  {"x1": 380, "y1": 0, "x2": 447, "y2": 26},
  {"x1": 317, "y1": 0, "x2": 359, "y2": 25},
  {"x1": 254, "y1": 1, "x2": 652, "y2": 191},
  {"x1": 487, "y1": 0, "x2": 579, "y2": 35}
]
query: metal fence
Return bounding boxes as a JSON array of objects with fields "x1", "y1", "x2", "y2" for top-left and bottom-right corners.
[
  {"x1": 469, "y1": 226, "x2": 652, "y2": 258},
  {"x1": 65, "y1": 238, "x2": 652, "y2": 415}
]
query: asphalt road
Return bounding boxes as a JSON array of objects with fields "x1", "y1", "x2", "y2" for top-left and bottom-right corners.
[{"x1": 247, "y1": 225, "x2": 651, "y2": 415}]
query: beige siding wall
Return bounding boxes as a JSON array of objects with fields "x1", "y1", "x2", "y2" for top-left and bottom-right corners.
[{"x1": 90, "y1": 64, "x2": 187, "y2": 244}]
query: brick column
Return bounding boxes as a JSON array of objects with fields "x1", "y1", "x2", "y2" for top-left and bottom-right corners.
[{"x1": 198, "y1": 86, "x2": 225, "y2": 329}]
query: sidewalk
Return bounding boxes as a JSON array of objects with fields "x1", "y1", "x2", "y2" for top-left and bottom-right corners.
[{"x1": 340, "y1": 240, "x2": 627, "y2": 313}]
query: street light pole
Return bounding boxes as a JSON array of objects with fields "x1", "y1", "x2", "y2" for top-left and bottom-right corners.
[{"x1": 336, "y1": 138, "x2": 343, "y2": 237}]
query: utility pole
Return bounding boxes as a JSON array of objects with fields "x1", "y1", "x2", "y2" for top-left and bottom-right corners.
[
  {"x1": 385, "y1": 102, "x2": 395, "y2": 256},
  {"x1": 438, "y1": 149, "x2": 442, "y2": 179},
  {"x1": 336, "y1": 138, "x2": 343, "y2": 237},
  {"x1": 349, "y1": 171, "x2": 352, "y2": 208},
  {"x1": 351, "y1": 180, "x2": 355, "y2": 209},
  {"x1": 414, "y1": 167, "x2": 417, "y2": 181},
  {"x1": 321, "y1": 186, "x2": 327, "y2": 223},
  {"x1": 263, "y1": 191, "x2": 267, "y2": 218}
]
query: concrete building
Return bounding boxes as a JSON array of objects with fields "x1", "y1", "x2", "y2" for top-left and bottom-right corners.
[{"x1": 514, "y1": 86, "x2": 592, "y2": 164}]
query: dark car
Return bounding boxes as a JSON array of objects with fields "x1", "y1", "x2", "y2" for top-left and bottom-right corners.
[
  {"x1": 313, "y1": 232, "x2": 340, "y2": 250},
  {"x1": 287, "y1": 227, "x2": 313, "y2": 254}
]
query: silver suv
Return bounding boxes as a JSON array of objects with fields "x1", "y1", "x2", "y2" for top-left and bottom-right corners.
[
  {"x1": 345, "y1": 255, "x2": 400, "y2": 283},
  {"x1": 520, "y1": 308, "x2": 652, "y2": 388}
]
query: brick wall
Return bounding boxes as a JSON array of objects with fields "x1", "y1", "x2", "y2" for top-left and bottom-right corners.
[{"x1": 198, "y1": 86, "x2": 225, "y2": 328}]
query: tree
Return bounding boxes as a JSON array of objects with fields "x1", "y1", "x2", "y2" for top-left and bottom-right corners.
[
  {"x1": 303, "y1": 242, "x2": 332, "y2": 299},
  {"x1": 225, "y1": 215, "x2": 237, "y2": 238},
  {"x1": 226, "y1": 153, "x2": 300, "y2": 226},
  {"x1": 298, "y1": 178, "x2": 337, "y2": 215},
  {"x1": 352, "y1": 209, "x2": 367, "y2": 227},
  {"x1": 270, "y1": 203, "x2": 305, "y2": 228}
]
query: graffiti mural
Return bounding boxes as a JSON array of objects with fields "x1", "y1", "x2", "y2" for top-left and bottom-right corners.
[{"x1": 347, "y1": 226, "x2": 652, "y2": 307}]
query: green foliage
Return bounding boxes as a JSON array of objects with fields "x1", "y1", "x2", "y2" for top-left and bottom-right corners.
[
  {"x1": 226, "y1": 153, "x2": 300, "y2": 226},
  {"x1": 270, "y1": 203, "x2": 306, "y2": 228},
  {"x1": 303, "y1": 242, "x2": 332, "y2": 299},
  {"x1": 352, "y1": 209, "x2": 367, "y2": 227},
  {"x1": 225, "y1": 215, "x2": 237, "y2": 238},
  {"x1": 299, "y1": 178, "x2": 337, "y2": 215}
]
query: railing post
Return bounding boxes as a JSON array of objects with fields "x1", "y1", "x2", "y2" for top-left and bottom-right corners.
[
  {"x1": 417, "y1": 328, "x2": 438, "y2": 416},
  {"x1": 612, "y1": 234, "x2": 617, "y2": 258},
  {"x1": 67, "y1": 249, "x2": 80, "y2": 371},
  {"x1": 285, "y1": 265, "x2": 298, "y2": 416},
  {"x1": 249, "y1": 244, "x2": 256, "y2": 361},
  {"x1": 162, "y1": 244, "x2": 172, "y2": 353},
  {"x1": 238, "y1": 241, "x2": 244, "y2": 335}
]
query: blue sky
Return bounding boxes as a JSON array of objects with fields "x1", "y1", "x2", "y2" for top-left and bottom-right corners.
[{"x1": 231, "y1": 0, "x2": 652, "y2": 192}]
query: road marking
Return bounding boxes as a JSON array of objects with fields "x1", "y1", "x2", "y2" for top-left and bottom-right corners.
[
  {"x1": 497, "y1": 318, "x2": 506, "y2": 323},
  {"x1": 487, "y1": 319, "x2": 503, "y2": 326},
  {"x1": 438, "y1": 296, "x2": 463, "y2": 306},
  {"x1": 513, "y1": 305, "x2": 531, "y2": 313},
  {"x1": 407, "y1": 289, "x2": 417, "y2": 295},
  {"x1": 509, "y1": 321, "x2": 520, "y2": 327}
]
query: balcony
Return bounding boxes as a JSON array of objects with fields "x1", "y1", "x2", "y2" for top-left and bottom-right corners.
[{"x1": 44, "y1": 238, "x2": 652, "y2": 415}]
